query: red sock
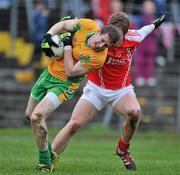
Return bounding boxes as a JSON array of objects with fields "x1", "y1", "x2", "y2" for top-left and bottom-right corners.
[{"x1": 118, "y1": 138, "x2": 129, "y2": 152}]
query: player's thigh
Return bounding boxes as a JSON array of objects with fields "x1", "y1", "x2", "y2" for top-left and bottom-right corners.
[
  {"x1": 114, "y1": 93, "x2": 140, "y2": 116},
  {"x1": 71, "y1": 98, "x2": 98, "y2": 126},
  {"x1": 25, "y1": 94, "x2": 39, "y2": 118},
  {"x1": 32, "y1": 95, "x2": 57, "y2": 120}
]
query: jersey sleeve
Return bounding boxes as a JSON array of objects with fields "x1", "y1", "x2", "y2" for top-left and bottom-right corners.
[
  {"x1": 79, "y1": 49, "x2": 108, "y2": 73},
  {"x1": 125, "y1": 24, "x2": 155, "y2": 47},
  {"x1": 137, "y1": 24, "x2": 155, "y2": 41}
]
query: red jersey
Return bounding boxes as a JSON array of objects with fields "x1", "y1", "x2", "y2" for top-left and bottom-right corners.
[{"x1": 87, "y1": 24, "x2": 155, "y2": 90}]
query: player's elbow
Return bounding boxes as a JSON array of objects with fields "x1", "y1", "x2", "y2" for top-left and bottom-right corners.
[
  {"x1": 65, "y1": 68, "x2": 85, "y2": 77},
  {"x1": 65, "y1": 69, "x2": 76, "y2": 77}
]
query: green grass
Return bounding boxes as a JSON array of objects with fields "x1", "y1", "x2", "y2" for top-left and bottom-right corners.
[{"x1": 0, "y1": 125, "x2": 180, "y2": 175}]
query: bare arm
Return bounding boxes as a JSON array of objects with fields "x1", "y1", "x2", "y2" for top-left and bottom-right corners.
[
  {"x1": 47, "y1": 19, "x2": 78, "y2": 35},
  {"x1": 63, "y1": 46, "x2": 89, "y2": 77}
]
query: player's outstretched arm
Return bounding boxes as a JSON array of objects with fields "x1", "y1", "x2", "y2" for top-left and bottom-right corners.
[
  {"x1": 153, "y1": 15, "x2": 166, "y2": 29},
  {"x1": 136, "y1": 15, "x2": 166, "y2": 42}
]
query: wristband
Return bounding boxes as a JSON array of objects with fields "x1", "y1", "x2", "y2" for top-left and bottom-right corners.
[{"x1": 64, "y1": 45, "x2": 72, "y2": 50}]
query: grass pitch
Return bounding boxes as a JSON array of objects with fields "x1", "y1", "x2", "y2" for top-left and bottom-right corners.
[{"x1": 0, "y1": 125, "x2": 180, "y2": 175}]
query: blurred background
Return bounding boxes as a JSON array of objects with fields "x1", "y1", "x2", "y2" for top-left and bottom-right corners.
[{"x1": 0, "y1": 0, "x2": 180, "y2": 132}]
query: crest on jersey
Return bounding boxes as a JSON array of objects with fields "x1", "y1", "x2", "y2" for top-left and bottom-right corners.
[
  {"x1": 79, "y1": 52, "x2": 83, "y2": 58},
  {"x1": 125, "y1": 48, "x2": 131, "y2": 53}
]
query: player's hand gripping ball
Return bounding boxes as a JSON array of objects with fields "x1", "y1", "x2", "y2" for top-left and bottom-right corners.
[
  {"x1": 41, "y1": 33, "x2": 64, "y2": 58},
  {"x1": 51, "y1": 31, "x2": 73, "y2": 58}
]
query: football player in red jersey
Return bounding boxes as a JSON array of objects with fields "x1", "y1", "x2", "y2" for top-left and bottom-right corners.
[{"x1": 51, "y1": 12, "x2": 166, "y2": 171}]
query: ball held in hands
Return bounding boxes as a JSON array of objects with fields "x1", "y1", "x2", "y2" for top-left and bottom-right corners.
[
  {"x1": 51, "y1": 35, "x2": 64, "y2": 58},
  {"x1": 41, "y1": 33, "x2": 64, "y2": 58}
]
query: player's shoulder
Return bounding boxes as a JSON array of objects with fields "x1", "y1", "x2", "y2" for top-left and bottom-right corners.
[
  {"x1": 74, "y1": 18, "x2": 99, "y2": 32},
  {"x1": 79, "y1": 18, "x2": 96, "y2": 24},
  {"x1": 126, "y1": 29, "x2": 140, "y2": 37},
  {"x1": 123, "y1": 29, "x2": 142, "y2": 45},
  {"x1": 79, "y1": 18, "x2": 99, "y2": 29}
]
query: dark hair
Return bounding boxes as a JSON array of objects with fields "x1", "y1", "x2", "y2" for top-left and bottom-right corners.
[
  {"x1": 101, "y1": 25, "x2": 123, "y2": 46},
  {"x1": 108, "y1": 12, "x2": 130, "y2": 35}
]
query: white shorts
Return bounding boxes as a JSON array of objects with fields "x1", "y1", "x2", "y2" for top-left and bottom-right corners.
[{"x1": 81, "y1": 81, "x2": 136, "y2": 111}]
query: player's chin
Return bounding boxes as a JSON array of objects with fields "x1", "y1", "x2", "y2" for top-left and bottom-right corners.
[{"x1": 94, "y1": 47, "x2": 104, "y2": 51}]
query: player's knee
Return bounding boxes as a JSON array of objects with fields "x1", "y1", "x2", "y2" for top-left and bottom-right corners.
[
  {"x1": 126, "y1": 108, "x2": 140, "y2": 128},
  {"x1": 127, "y1": 108, "x2": 140, "y2": 119},
  {"x1": 24, "y1": 111, "x2": 31, "y2": 121},
  {"x1": 30, "y1": 112, "x2": 43, "y2": 126},
  {"x1": 68, "y1": 120, "x2": 81, "y2": 135}
]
